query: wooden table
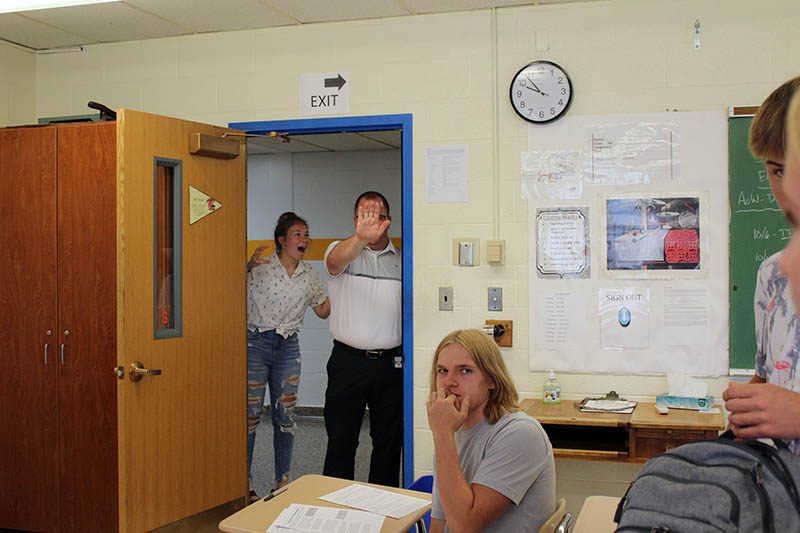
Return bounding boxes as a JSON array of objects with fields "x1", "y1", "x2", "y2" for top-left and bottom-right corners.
[
  {"x1": 520, "y1": 398, "x2": 724, "y2": 462},
  {"x1": 218, "y1": 474, "x2": 432, "y2": 533},
  {"x1": 572, "y1": 495, "x2": 621, "y2": 533}
]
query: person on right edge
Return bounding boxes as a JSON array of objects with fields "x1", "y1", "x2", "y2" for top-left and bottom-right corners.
[
  {"x1": 427, "y1": 329, "x2": 556, "y2": 532},
  {"x1": 724, "y1": 76, "x2": 800, "y2": 453},
  {"x1": 322, "y1": 191, "x2": 403, "y2": 486}
]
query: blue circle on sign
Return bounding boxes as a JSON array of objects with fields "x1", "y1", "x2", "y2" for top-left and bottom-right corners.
[{"x1": 619, "y1": 307, "x2": 631, "y2": 327}]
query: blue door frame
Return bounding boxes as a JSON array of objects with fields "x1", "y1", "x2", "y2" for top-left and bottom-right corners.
[{"x1": 230, "y1": 114, "x2": 414, "y2": 486}]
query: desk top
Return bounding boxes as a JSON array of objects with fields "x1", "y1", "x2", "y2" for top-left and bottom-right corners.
[
  {"x1": 520, "y1": 398, "x2": 724, "y2": 430},
  {"x1": 218, "y1": 474, "x2": 432, "y2": 533},
  {"x1": 630, "y1": 403, "x2": 723, "y2": 430},
  {"x1": 519, "y1": 398, "x2": 629, "y2": 427},
  {"x1": 572, "y1": 495, "x2": 621, "y2": 533}
]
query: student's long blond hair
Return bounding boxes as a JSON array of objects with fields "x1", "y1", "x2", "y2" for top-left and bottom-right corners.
[{"x1": 429, "y1": 329, "x2": 519, "y2": 424}]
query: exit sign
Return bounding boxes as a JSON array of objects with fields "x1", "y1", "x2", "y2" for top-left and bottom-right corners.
[{"x1": 299, "y1": 72, "x2": 350, "y2": 116}]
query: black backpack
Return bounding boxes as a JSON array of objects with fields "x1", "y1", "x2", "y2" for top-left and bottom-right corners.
[{"x1": 614, "y1": 431, "x2": 800, "y2": 532}]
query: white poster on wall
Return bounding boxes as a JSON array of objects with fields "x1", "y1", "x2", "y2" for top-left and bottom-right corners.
[
  {"x1": 535, "y1": 207, "x2": 590, "y2": 279},
  {"x1": 585, "y1": 121, "x2": 679, "y2": 185},
  {"x1": 528, "y1": 110, "x2": 728, "y2": 375},
  {"x1": 426, "y1": 145, "x2": 468, "y2": 203},
  {"x1": 535, "y1": 290, "x2": 586, "y2": 350},
  {"x1": 663, "y1": 286, "x2": 710, "y2": 355},
  {"x1": 521, "y1": 150, "x2": 582, "y2": 199},
  {"x1": 599, "y1": 288, "x2": 650, "y2": 349}
]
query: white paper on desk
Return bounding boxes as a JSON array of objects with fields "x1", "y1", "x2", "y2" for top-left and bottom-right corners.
[
  {"x1": 581, "y1": 399, "x2": 636, "y2": 413},
  {"x1": 319, "y1": 483, "x2": 430, "y2": 519},
  {"x1": 266, "y1": 503, "x2": 383, "y2": 533}
]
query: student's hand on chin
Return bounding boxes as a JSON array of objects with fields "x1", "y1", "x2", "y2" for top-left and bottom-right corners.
[{"x1": 427, "y1": 389, "x2": 469, "y2": 434}]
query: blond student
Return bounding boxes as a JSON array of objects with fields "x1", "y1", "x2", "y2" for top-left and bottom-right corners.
[{"x1": 427, "y1": 329, "x2": 556, "y2": 532}]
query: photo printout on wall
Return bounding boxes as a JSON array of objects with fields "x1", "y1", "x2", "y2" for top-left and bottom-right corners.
[{"x1": 606, "y1": 197, "x2": 700, "y2": 271}]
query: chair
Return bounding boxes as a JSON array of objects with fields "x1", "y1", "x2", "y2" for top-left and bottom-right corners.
[
  {"x1": 407, "y1": 475, "x2": 433, "y2": 533},
  {"x1": 539, "y1": 498, "x2": 572, "y2": 533}
]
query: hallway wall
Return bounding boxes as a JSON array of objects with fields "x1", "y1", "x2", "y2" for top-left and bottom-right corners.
[
  {"x1": 0, "y1": 42, "x2": 35, "y2": 127},
  {"x1": 28, "y1": 0, "x2": 800, "y2": 504},
  {"x1": 247, "y1": 150, "x2": 401, "y2": 406}
]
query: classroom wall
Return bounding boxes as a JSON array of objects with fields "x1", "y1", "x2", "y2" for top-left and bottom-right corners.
[
  {"x1": 31, "y1": 0, "x2": 800, "y2": 511},
  {"x1": 247, "y1": 150, "x2": 401, "y2": 407},
  {"x1": 0, "y1": 41, "x2": 36, "y2": 127}
]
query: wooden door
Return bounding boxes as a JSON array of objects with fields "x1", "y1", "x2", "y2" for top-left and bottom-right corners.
[
  {"x1": 57, "y1": 122, "x2": 118, "y2": 532},
  {"x1": 116, "y1": 110, "x2": 247, "y2": 532},
  {"x1": 0, "y1": 126, "x2": 60, "y2": 532}
]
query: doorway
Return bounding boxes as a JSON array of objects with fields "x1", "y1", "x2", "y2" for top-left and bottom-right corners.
[{"x1": 230, "y1": 114, "x2": 414, "y2": 485}]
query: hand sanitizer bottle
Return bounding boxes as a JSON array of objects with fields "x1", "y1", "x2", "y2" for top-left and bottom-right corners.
[{"x1": 543, "y1": 370, "x2": 561, "y2": 404}]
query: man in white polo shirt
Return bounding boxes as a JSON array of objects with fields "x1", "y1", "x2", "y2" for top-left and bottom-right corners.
[{"x1": 322, "y1": 191, "x2": 403, "y2": 486}]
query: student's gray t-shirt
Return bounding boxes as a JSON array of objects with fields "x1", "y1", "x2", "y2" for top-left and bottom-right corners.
[{"x1": 431, "y1": 410, "x2": 556, "y2": 532}]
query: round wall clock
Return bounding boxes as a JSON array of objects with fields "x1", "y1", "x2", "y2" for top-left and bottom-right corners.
[{"x1": 509, "y1": 60, "x2": 573, "y2": 124}]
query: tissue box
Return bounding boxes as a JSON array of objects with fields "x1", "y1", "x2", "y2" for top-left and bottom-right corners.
[{"x1": 656, "y1": 394, "x2": 714, "y2": 411}]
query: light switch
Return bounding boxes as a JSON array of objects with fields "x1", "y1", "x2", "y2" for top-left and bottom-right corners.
[
  {"x1": 439, "y1": 287, "x2": 453, "y2": 311},
  {"x1": 452, "y1": 238, "x2": 479, "y2": 266},
  {"x1": 459, "y1": 242, "x2": 473, "y2": 266}
]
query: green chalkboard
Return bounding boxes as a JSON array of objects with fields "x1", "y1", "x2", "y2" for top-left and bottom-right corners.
[{"x1": 729, "y1": 115, "x2": 793, "y2": 371}]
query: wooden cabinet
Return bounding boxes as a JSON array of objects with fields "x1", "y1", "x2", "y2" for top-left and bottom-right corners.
[
  {"x1": 0, "y1": 122, "x2": 118, "y2": 532},
  {"x1": 628, "y1": 405, "x2": 722, "y2": 460},
  {"x1": 520, "y1": 399, "x2": 724, "y2": 463}
]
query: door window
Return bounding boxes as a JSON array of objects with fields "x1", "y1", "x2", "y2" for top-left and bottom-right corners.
[{"x1": 154, "y1": 157, "x2": 182, "y2": 338}]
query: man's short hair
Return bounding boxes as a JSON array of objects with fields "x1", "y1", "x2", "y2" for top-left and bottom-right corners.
[
  {"x1": 354, "y1": 191, "x2": 390, "y2": 216},
  {"x1": 750, "y1": 76, "x2": 800, "y2": 161}
]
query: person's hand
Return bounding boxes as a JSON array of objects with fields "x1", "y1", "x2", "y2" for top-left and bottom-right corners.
[
  {"x1": 427, "y1": 388, "x2": 469, "y2": 438},
  {"x1": 723, "y1": 381, "x2": 800, "y2": 440},
  {"x1": 247, "y1": 245, "x2": 270, "y2": 271},
  {"x1": 355, "y1": 200, "x2": 390, "y2": 244}
]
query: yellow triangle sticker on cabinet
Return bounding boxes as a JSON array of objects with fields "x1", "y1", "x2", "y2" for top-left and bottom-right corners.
[{"x1": 189, "y1": 185, "x2": 222, "y2": 225}]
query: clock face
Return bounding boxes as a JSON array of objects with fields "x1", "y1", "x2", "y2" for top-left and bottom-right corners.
[{"x1": 509, "y1": 61, "x2": 573, "y2": 124}]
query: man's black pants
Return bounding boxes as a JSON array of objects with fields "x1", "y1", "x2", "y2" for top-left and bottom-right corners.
[{"x1": 323, "y1": 341, "x2": 403, "y2": 486}]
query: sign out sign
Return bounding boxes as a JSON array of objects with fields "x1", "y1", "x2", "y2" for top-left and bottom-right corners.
[{"x1": 299, "y1": 72, "x2": 350, "y2": 116}]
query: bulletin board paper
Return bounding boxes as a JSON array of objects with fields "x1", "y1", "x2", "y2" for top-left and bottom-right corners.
[
  {"x1": 527, "y1": 111, "x2": 728, "y2": 375},
  {"x1": 535, "y1": 207, "x2": 590, "y2": 279}
]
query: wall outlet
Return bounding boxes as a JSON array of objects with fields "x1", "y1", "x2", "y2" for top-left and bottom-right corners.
[{"x1": 439, "y1": 287, "x2": 453, "y2": 311}]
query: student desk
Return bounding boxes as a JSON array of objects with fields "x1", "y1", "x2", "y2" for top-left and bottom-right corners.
[
  {"x1": 218, "y1": 474, "x2": 432, "y2": 533},
  {"x1": 520, "y1": 399, "x2": 724, "y2": 462},
  {"x1": 572, "y1": 495, "x2": 621, "y2": 533}
]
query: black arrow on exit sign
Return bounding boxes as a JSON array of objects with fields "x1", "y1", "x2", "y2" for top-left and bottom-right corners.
[{"x1": 324, "y1": 74, "x2": 347, "y2": 90}]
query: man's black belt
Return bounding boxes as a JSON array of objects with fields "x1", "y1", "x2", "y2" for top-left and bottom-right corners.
[{"x1": 334, "y1": 340, "x2": 402, "y2": 359}]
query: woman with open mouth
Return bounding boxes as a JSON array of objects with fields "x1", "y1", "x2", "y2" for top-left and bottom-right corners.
[{"x1": 245, "y1": 212, "x2": 330, "y2": 503}]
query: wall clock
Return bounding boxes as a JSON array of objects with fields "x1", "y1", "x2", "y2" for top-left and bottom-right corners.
[{"x1": 509, "y1": 60, "x2": 573, "y2": 124}]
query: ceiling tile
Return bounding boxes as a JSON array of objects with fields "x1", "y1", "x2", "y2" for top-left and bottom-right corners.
[
  {"x1": 128, "y1": 0, "x2": 297, "y2": 33},
  {"x1": 405, "y1": 0, "x2": 531, "y2": 14},
  {"x1": 295, "y1": 132, "x2": 395, "y2": 151},
  {"x1": 0, "y1": 13, "x2": 89, "y2": 50},
  {"x1": 358, "y1": 130, "x2": 401, "y2": 148},
  {"x1": 265, "y1": 0, "x2": 411, "y2": 23},
  {"x1": 22, "y1": 2, "x2": 189, "y2": 43}
]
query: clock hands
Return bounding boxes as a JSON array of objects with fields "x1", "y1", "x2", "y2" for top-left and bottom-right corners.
[{"x1": 525, "y1": 75, "x2": 548, "y2": 96}]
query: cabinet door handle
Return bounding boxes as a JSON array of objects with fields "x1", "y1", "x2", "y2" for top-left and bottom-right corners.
[
  {"x1": 61, "y1": 344, "x2": 66, "y2": 366},
  {"x1": 44, "y1": 343, "x2": 50, "y2": 365}
]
